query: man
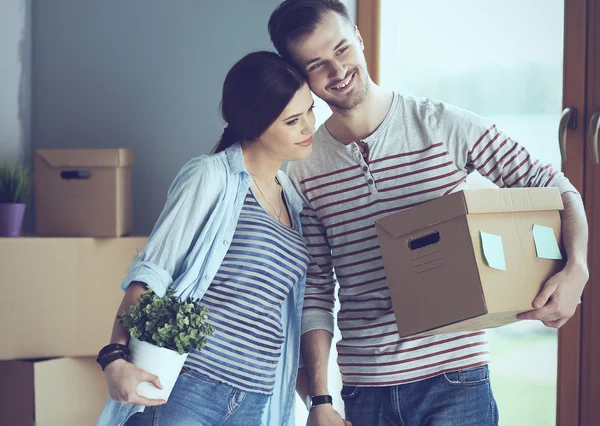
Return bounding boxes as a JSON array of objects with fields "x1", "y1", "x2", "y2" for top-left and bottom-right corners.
[{"x1": 268, "y1": 1, "x2": 589, "y2": 425}]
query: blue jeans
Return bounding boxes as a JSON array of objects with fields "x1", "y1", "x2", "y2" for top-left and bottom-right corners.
[
  {"x1": 125, "y1": 369, "x2": 269, "y2": 426},
  {"x1": 342, "y1": 365, "x2": 498, "y2": 426}
]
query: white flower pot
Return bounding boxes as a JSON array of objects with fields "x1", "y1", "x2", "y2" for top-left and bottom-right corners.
[{"x1": 128, "y1": 337, "x2": 188, "y2": 401}]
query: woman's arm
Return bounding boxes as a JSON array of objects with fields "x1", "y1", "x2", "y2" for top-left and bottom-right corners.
[
  {"x1": 109, "y1": 281, "x2": 148, "y2": 346},
  {"x1": 103, "y1": 281, "x2": 166, "y2": 406}
]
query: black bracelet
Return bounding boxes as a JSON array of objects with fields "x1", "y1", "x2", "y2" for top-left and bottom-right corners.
[
  {"x1": 98, "y1": 351, "x2": 130, "y2": 371},
  {"x1": 97, "y1": 343, "x2": 129, "y2": 362}
]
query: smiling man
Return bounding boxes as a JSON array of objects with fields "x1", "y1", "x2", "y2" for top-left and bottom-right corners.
[{"x1": 268, "y1": 1, "x2": 589, "y2": 426}]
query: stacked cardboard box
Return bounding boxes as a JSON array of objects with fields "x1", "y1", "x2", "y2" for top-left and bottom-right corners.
[
  {"x1": 34, "y1": 149, "x2": 134, "y2": 237},
  {"x1": 0, "y1": 149, "x2": 147, "y2": 425}
]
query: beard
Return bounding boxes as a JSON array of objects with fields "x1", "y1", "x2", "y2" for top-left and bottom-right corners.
[{"x1": 322, "y1": 66, "x2": 369, "y2": 111}]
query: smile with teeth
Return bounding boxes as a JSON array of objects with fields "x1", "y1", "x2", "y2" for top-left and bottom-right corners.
[{"x1": 332, "y1": 72, "x2": 354, "y2": 90}]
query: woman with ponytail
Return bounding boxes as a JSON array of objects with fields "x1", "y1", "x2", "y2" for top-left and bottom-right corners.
[{"x1": 96, "y1": 51, "x2": 315, "y2": 426}]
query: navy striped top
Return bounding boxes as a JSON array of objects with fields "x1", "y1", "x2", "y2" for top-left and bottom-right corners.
[{"x1": 184, "y1": 189, "x2": 309, "y2": 394}]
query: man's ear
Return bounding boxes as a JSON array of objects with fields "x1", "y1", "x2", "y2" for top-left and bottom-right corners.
[{"x1": 355, "y1": 25, "x2": 365, "y2": 51}]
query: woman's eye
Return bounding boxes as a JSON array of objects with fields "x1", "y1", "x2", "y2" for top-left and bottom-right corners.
[{"x1": 286, "y1": 119, "x2": 299, "y2": 126}]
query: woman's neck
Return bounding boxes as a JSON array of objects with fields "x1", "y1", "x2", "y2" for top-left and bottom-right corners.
[{"x1": 241, "y1": 141, "x2": 282, "y2": 186}]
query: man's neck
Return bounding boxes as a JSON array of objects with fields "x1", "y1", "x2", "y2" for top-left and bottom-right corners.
[{"x1": 325, "y1": 83, "x2": 393, "y2": 144}]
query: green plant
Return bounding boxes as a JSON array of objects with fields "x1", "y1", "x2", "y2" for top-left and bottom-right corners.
[
  {"x1": 120, "y1": 286, "x2": 215, "y2": 355},
  {"x1": 0, "y1": 163, "x2": 30, "y2": 203}
]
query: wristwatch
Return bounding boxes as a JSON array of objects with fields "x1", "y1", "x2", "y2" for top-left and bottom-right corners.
[{"x1": 304, "y1": 394, "x2": 333, "y2": 411}]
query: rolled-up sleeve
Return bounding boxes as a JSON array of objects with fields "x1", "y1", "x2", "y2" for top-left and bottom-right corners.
[{"x1": 121, "y1": 157, "x2": 220, "y2": 296}]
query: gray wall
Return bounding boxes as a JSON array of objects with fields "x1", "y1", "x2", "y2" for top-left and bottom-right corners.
[
  {"x1": 1, "y1": 0, "x2": 32, "y2": 231},
  {"x1": 33, "y1": 0, "x2": 283, "y2": 235},
  {"x1": 0, "y1": 0, "x2": 31, "y2": 165}
]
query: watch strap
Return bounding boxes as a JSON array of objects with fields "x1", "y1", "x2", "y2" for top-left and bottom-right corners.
[{"x1": 311, "y1": 395, "x2": 333, "y2": 408}]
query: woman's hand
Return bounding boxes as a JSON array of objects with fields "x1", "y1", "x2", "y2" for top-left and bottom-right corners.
[{"x1": 104, "y1": 359, "x2": 167, "y2": 406}]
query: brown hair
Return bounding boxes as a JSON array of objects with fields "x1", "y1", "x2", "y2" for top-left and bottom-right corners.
[{"x1": 268, "y1": 0, "x2": 353, "y2": 62}]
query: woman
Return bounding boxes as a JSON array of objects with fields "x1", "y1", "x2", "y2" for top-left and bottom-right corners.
[{"x1": 95, "y1": 51, "x2": 315, "y2": 426}]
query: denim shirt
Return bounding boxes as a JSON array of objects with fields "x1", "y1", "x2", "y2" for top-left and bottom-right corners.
[{"x1": 96, "y1": 143, "x2": 306, "y2": 426}]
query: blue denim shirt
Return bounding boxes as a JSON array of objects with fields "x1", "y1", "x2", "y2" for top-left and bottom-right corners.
[{"x1": 96, "y1": 143, "x2": 306, "y2": 426}]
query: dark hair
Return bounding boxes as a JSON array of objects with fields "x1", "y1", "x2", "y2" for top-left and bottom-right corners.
[
  {"x1": 214, "y1": 51, "x2": 305, "y2": 153},
  {"x1": 268, "y1": 0, "x2": 353, "y2": 62}
]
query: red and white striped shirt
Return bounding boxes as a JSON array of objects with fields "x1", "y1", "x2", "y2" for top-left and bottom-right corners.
[{"x1": 288, "y1": 94, "x2": 577, "y2": 386}]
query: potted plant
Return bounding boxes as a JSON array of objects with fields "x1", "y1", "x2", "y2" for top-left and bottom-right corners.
[
  {"x1": 120, "y1": 285, "x2": 215, "y2": 400},
  {"x1": 0, "y1": 163, "x2": 30, "y2": 237}
]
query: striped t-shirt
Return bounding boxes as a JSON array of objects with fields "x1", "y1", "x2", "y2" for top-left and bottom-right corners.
[
  {"x1": 288, "y1": 93, "x2": 578, "y2": 387},
  {"x1": 185, "y1": 189, "x2": 309, "y2": 394}
]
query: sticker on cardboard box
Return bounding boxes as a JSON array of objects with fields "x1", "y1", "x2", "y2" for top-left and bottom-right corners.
[
  {"x1": 480, "y1": 231, "x2": 507, "y2": 271},
  {"x1": 532, "y1": 224, "x2": 562, "y2": 260}
]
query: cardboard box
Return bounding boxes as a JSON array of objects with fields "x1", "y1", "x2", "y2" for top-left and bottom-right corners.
[
  {"x1": 375, "y1": 188, "x2": 565, "y2": 338},
  {"x1": 0, "y1": 357, "x2": 107, "y2": 426},
  {"x1": 34, "y1": 149, "x2": 134, "y2": 237},
  {"x1": 0, "y1": 237, "x2": 147, "y2": 360}
]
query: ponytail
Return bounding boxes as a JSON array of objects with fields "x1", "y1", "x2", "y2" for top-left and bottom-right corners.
[{"x1": 213, "y1": 125, "x2": 240, "y2": 153}]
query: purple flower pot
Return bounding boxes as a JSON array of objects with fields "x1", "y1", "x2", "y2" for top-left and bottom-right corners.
[{"x1": 0, "y1": 203, "x2": 26, "y2": 237}]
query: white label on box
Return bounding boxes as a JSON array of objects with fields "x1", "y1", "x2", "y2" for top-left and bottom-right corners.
[
  {"x1": 532, "y1": 224, "x2": 563, "y2": 260},
  {"x1": 480, "y1": 231, "x2": 507, "y2": 271}
]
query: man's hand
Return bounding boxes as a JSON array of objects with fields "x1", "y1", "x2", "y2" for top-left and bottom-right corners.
[
  {"x1": 517, "y1": 261, "x2": 588, "y2": 328},
  {"x1": 307, "y1": 404, "x2": 352, "y2": 426}
]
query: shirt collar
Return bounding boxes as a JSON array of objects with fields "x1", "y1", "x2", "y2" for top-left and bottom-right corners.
[
  {"x1": 225, "y1": 142, "x2": 246, "y2": 176},
  {"x1": 224, "y1": 143, "x2": 303, "y2": 213}
]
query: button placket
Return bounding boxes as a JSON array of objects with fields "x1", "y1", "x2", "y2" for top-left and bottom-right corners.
[
  {"x1": 360, "y1": 160, "x2": 378, "y2": 194},
  {"x1": 352, "y1": 141, "x2": 378, "y2": 195}
]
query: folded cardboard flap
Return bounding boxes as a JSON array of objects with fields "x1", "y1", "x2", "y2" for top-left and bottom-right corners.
[
  {"x1": 375, "y1": 188, "x2": 564, "y2": 239},
  {"x1": 35, "y1": 149, "x2": 134, "y2": 169},
  {"x1": 463, "y1": 187, "x2": 564, "y2": 214},
  {"x1": 375, "y1": 191, "x2": 468, "y2": 238}
]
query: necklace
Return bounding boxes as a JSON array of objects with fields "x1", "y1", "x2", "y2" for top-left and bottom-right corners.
[{"x1": 251, "y1": 175, "x2": 283, "y2": 224}]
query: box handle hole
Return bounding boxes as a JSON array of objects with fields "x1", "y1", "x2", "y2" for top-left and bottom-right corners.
[
  {"x1": 60, "y1": 170, "x2": 91, "y2": 180},
  {"x1": 408, "y1": 231, "x2": 440, "y2": 250}
]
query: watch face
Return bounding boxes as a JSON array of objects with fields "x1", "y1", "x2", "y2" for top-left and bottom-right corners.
[{"x1": 305, "y1": 395, "x2": 312, "y2": 411}]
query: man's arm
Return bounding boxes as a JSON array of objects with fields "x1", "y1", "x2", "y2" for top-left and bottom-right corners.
[
  {"x1": 557, "y1": 192, "x2": 589, "y2": 270},
  {"x1": 438, "y1": 103, "x2": 589, "y2": 327},
  {"x1": 302, "y1": 329, "x2": 334, "y2": 397},
  {"x1": 517, "y1": 191, "x2": 589, "y2": 327}
]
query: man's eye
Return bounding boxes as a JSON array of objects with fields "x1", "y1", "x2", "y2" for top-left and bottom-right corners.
[
  {"x1": 338, "y1": 46, "x2": 349, "y2": 55},
  {"x1": 309, "y1": 62, "x2": 324, "y2": 72}
]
